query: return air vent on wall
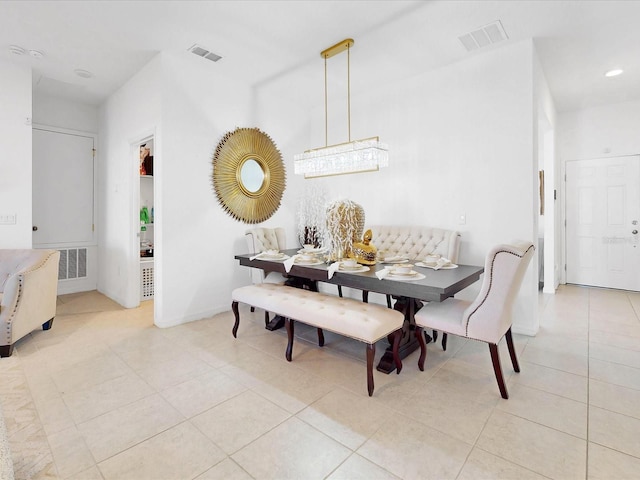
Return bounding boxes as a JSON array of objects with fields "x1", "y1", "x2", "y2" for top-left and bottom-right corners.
[
  {"x1": 188, "y1": 44, "x2": 222, "y2": 62},
  {"x1": 458, "y1": 20, "x2": 508, "y2": 52},
  {"x1": 58, "y1": 248, "x2": 87, "y2": 280}
]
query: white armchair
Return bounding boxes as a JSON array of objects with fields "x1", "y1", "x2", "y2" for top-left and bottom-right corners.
[
  {"x1": 0, "y1": 249, "x2": 60, "y2": 357},
  {"x1": 414, "y1": 241, "x2": 535, "y2": 399}
]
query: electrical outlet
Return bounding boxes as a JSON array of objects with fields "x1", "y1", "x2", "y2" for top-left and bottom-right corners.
[{"x1": 0, "y1": 214, "x2": 16, "y2": 225}]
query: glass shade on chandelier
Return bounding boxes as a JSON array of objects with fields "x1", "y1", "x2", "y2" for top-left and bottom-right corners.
[{"x1": 294, "y1": 137, "x2": 388, "y2": 178}]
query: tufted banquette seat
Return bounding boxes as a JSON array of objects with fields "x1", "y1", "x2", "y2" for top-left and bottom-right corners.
[
  {"x1": 231, "y1": 283, "x2": 404, "y2": 396},
  {"x1": 368, "y1": 225, "x2": 461, "y2": 263}
]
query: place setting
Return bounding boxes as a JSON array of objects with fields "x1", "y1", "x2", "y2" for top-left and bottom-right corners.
[
  {"x1": 376, "y1": 263, "x2": 426, "y2": 281},
  {"x1": 414, "y1": 254, "x2": 458, "y2": 270},
  {"x1": 376, "y1": 251, "x2": 412, "y2": 264},
  {"x1": 249, "y1": 249, "x2": 290, "y2": 261}
]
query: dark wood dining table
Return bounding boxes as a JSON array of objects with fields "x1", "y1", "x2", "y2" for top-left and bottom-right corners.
[{"x1": 235, "y1": 249, "x2": 484, "y2": 374}]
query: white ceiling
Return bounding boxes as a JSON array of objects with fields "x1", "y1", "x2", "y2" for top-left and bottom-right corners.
[{"x1": 1, "y1": 0, "x2": 639, "y2": 113}]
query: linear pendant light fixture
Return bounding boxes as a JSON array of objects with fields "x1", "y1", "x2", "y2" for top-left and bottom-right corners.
[{"x1": 294, "y1": 38, "x2": 389, "y2": 179}]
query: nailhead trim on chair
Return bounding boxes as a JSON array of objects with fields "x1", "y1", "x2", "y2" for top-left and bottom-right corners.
[{"x1": 464, "y1": 245, "x2": 535, "y2": 337}]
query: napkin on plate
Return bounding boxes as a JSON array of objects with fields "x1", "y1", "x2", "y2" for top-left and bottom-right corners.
[
  {"x1": 283, "y1": 255, "x2": 299, "y2": 273},
  {"x1": 249, "y1": 253, "x2": 262, "y2": 260},
  {"x1": 421, "y1": 257, "x2": 452, "y2": 270},
  {"x1": 376, "y1": 267, "x2": 392, "y2": 280},
  {"x1": 327, "y1": 262, "x2": 341, "y2": 279}
]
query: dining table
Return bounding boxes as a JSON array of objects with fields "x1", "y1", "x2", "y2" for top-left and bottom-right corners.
[{"x1": 234, "y1": 249, "x2": 484, "y2": 374}]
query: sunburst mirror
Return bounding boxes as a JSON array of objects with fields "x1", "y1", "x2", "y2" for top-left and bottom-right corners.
[{"x1": 212, "y1": 127, "x2": 286, "y2": 224}]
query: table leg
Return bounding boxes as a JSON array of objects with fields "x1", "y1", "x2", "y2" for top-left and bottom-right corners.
[{"x1": 376, "y1": 297, "x2": 425, "y2": 374}]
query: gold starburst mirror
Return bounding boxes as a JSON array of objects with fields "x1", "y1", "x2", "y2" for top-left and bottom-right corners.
[{"x1": 212, "y1": 127, "x2": 286, "y2": 224}]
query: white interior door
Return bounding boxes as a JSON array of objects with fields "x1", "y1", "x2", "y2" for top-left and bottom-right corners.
[
  {"x1": 32, "y1": 126, "x2": 97, "y2": 294},
  {"x1": 32, "y1": 128, "x2": 95, "y2": 245},
  {"x1": 566, "y1": 155, "x2": 640, "y2": 291}
]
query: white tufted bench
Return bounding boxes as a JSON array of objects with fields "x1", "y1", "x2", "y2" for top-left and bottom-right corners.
[
  {"x1": 231, "y1": 283, "x2": 404, "y2": 396},
  {"x1": 368, "y1": 225, "x2": 461, "y2": 262}
]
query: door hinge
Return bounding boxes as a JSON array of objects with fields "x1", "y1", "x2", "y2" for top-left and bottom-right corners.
[
  {"x1": 92, "y1": 224, "x2": 95, "y2": 232},
  {"x1": 92, "y1": 148, "x2": 96, "y2": 158}
]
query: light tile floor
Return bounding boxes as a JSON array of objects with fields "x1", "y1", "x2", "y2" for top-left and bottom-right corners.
[{"x1": 1, "y1": 285, "x2": 639, "y2": 479}]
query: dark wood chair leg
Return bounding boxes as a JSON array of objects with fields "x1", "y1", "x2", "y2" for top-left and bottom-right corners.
[
  {"x1": 337, "y1": 285, "x2": 343, "y2": 298},
  {"x1": 317, "y1": 328, "x2": 325, "y2": 347},
  {"x1": 442, "y1": 332, "x2": 448, "y2": 351},
  {"x1": 285, "y1": 318, "x2": 294, "y2": 362},
  {"x1": 392, "y1": 329, "x2": 402, "y2": 374},
  {"x1": 489, "y1": 343, "x2": 509, "y2": 399},
  {"x1": 42, "y1": 317, "x2": 54, "y2": 330},
  {"x1": 505, "y1": 327, "x2": 520, "y2": 372},
  {"x1": 362, "y1": 290, "x2": 369, "y2": 303},
  {"x1": 366, "y1": 343, "x2": 375, "y2": 396},
  {"x1": 386, "y1": 294, "x2": 392, "y2": 309},
  {"x1": 250, "y1": 306, "x2": 255, "y2": 312},
  {"x1": 416, "y1": 326, "x2": 427, "y2": 371},
  {"x1": 0, "y1": 345, "x2": 14, "y2": 358},
  {"x1": 264, "y1": 311, "x2": 270, "y2": 327},
  {"x1": 231, "y1": 301, "x2": 240, "y2": 338}
]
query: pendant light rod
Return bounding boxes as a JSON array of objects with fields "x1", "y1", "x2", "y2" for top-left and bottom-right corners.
[{"x1": 321, "y1": 39, "x2": 355, "y2": 146}]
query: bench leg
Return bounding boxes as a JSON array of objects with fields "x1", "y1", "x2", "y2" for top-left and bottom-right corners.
[
  {"x1": 317, "y1": 328, "x2": 325, "y2": 347},
  {"x1": 264, "y1": 311, "x2": 270, "y2": 327},
  {"x1": 416, "y1": 326, "x2": 427, "y2": 371},
  {"x1": 362, "y1": 290, "x2": 369, "y2": 303},
  {"x1": 285, "y1": 318, "x2": 294, "y2": 362},
  {"x1": 232, "y1": 301, "x2": 240, "y2": 338},
  {"x1": 392, "y1": 329, "x2": 402, "y2": 374},
  {"x1": 366, "y1": 343, "x2": 375, "y2": 396}
]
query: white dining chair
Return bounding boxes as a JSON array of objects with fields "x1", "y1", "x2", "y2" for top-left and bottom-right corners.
[
  {"x1": 245, "y1": 227, "x2": 288, "y2": 324},
  {"x1": 414, "y1": 241, "x2": 535, "y2": 399}
]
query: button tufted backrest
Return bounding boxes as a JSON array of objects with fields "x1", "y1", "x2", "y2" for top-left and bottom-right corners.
[
  {"x1": 367, "y1": 226, "x2": 461, "y2": 262},
  {"x1": 244, "y1": 227, "x2": 287, "y2": 285},
  {"x1": 245, "y1": 227, "x2": 286, "y2": 254}
]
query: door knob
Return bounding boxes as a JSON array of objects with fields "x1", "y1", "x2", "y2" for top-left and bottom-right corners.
[
  {"x1": 32, "y1": 226, "x2": 38, "y2": 231},
  {"x1": 633, "y1": 230, "x2": 638, "y2": 235}
]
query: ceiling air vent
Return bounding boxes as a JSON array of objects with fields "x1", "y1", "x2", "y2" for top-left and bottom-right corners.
[
  {"x1": 188, "y1": 44, "x2": 222, "y2": 62},
  {"x1": 458, "y1": 20, "x2": 508, "y2": 52}
]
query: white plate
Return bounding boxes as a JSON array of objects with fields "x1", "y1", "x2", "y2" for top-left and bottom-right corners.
[
  {"x1": 260, "y1": 253, "x2": 286, "y2": 260},
  {"x1": 389, "y1": 270, "x2": 419, "y2": 277},
  {"x1": 380, "y1": 258, "x2": 409, "y2": 264},
  {"x1": 294, "y1": 258, "x2": 324, "y2": 266},
  {"x1": 297, "y1": 247, "x2": 326, "y2": 254},
  {"x1": 338, "y1": 265, "x2": 370, "y2": 273},
  {"x1": 385, "y1": 272, "x2": 426, "y2": 282},
  {"x1": 416, "y1": 262, "x2": 458, "y2": 270}
]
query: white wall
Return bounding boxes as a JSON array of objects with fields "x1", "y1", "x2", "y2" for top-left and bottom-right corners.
[
  {"x1": 156, "y1": 51, "x2": 308, "y2": 327},
  {"x1": 98, "y1": 56, "x2": 162, "y2": 308},
  {"x1": 32, "y1": 93, "x2": 98, "y2": 133},
  {"x1": 0, "y1": 60, "x2": 32, "y2": 248},
  {"x1": 558, "y1": 100, "x2": 640, "y2": 161}
]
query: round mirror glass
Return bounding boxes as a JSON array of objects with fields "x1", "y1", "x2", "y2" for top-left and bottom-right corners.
[{"x1": 240, "y1": 159, "x2": 265, "y2": 193}]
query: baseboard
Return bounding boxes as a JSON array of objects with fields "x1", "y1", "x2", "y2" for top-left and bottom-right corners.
[{"x1": 154, "y1": 305, "x2": 229, "y2": 328}]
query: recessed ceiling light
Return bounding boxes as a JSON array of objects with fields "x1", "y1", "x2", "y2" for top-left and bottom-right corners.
[
  {"x1": 605, "y1": 69, "x2": 623, "y2": 77},
  {"x1": 74, "y1": 69, "x2": 94, "y2": 79},
  {"x1": 9, "y1": 45, "x2": 25, "y2": 55},
  {"x1": 29, "y1": 49, "x2": 44, "y2": 59}
]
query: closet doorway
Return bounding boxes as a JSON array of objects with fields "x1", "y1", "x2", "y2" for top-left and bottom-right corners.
[{"x1": 137, "y1": 136, "x2": 155, "y2": 303}]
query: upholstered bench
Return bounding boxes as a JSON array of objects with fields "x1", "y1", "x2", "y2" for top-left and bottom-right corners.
[{"x1": 231, "y1": 283, "x2": 404, "y2": 396}]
